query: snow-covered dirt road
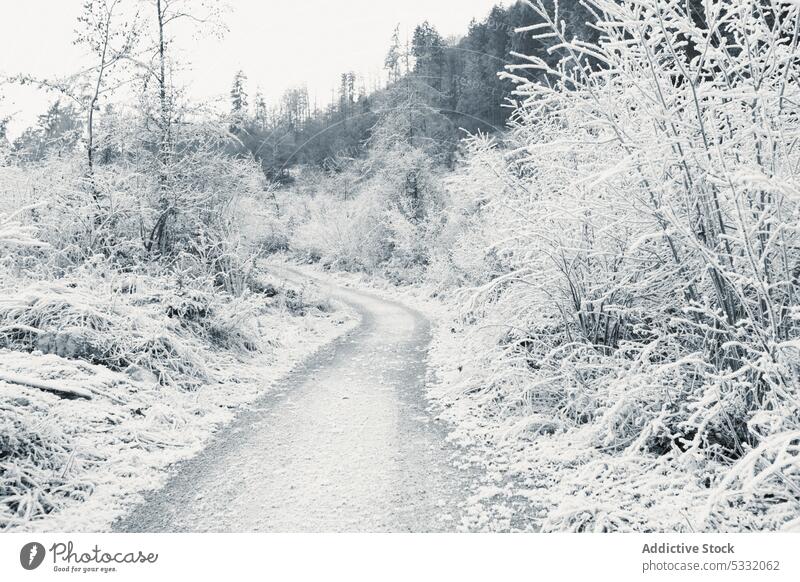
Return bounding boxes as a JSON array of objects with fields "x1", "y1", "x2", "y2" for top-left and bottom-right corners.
[{"x1": 115, "y1": 266, "x2": 470, "y2": 532}]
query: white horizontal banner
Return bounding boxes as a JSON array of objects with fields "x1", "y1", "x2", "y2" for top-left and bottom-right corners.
[{"x1": 1, "y1": 533, "x2": 798, "y2": 581}]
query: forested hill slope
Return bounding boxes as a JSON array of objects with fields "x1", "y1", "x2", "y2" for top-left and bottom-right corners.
[{"x1": 225, "y1": 0, "x2": 599, "y2": 180}]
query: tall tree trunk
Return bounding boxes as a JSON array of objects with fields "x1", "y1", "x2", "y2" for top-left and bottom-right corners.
[
  {"x1": 152, "y1": 0, "x2": 171, "y2": 254},
  {"x1": 86, "y1": 8, "x2": 113, "y2": 208}
]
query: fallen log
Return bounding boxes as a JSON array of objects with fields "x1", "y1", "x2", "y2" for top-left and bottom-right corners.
[{"x1": 0, "y1": 372, "x2": 93, "y2": 400}]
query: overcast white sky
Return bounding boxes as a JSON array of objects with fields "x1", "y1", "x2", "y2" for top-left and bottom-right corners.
[{"x1": 0, "y1": 0, "x2": 504, "y2": 138}]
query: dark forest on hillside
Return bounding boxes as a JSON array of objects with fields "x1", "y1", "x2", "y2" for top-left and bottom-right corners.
[{"x1": 228, "y1": 0, "x2": 599, "y2": 180}]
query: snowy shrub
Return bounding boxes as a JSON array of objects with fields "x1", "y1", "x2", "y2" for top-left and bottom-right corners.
[
  {"x1": 164, "y1": 288, "x2": 261, "y2": 353},
  {"x1": 285, "y1": 107, "x2": 448, "y2": 282},
  {"x1": 290, "y1": 171, "x2": 443, "y2": 281},
  {"x1": 144, "y1": 130, "x2": 266, "y2": 294},
  {"x1": 292, "y1": 189, "x2": 389, "y2": 269},
  {"x1": 0, "y1": 278, "x2": 214, "y2": 388},
  {"x1": 0, "y1": 405, "x2": 91, "y2": 528},
  {"x1": 0, "y1": 205, "x2": 48, "y2": 251},
  {"x1": 0, "y1": 114, "x2": 265, "y2": 297},
  {"x1": 446, "y1": 0, "x2": 800, "y2": 530},
  {"x1": 426, "y1": 134, "x2": 515, "y2": 293}
]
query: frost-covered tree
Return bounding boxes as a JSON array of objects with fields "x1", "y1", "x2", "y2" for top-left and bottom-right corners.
[
  {"x1": 384, "y1": 25, "x2": 403, "y2": 84},
  {"x1": 11, "y1": 100, "x2": 82, "y2": 162},
  {"x1": 74, "y1": 0, "x2": 140, "y2": 198},
  {"x1": 12, "y1": 0, "x2": 139, "y2": 197},
  {"x1": 230, "y1": 70, "x2": 248, "y2": 120},
  {"x1": 132, "y1": 0, "x2": 226, "y2": 254}
]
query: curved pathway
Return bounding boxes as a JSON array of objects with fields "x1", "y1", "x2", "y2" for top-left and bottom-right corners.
[{"x1": 115, "y1": 266, "x2": 469, "y2": 532}]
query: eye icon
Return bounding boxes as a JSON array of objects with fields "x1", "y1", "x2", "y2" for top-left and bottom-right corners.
[{"x1": 20, "y1": 542, "x2": 46, "y2": 570}]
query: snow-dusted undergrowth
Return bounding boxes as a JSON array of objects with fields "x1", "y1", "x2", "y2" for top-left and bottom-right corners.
[
  {"x1": 0, "y1": 268, "x2": 356, "y2": 531},
  {"x1": 424, "y1": 0, "x2": 800, "y2": 532}
]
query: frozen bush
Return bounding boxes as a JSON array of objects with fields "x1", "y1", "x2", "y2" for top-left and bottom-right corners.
[
  {"x1": 443, "y1": 0, "x2": 800, "y2": 530},
  {"x1": 0, "y1": 279, "x2": 211, "y2": 388},
  {"x1": 0, "y1": 407, "x2": 86, "y2": 528}
]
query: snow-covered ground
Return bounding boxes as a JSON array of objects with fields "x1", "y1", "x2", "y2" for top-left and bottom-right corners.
[{"x1": 1, "y1": 268, "x2": 358, "y2": 532}]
